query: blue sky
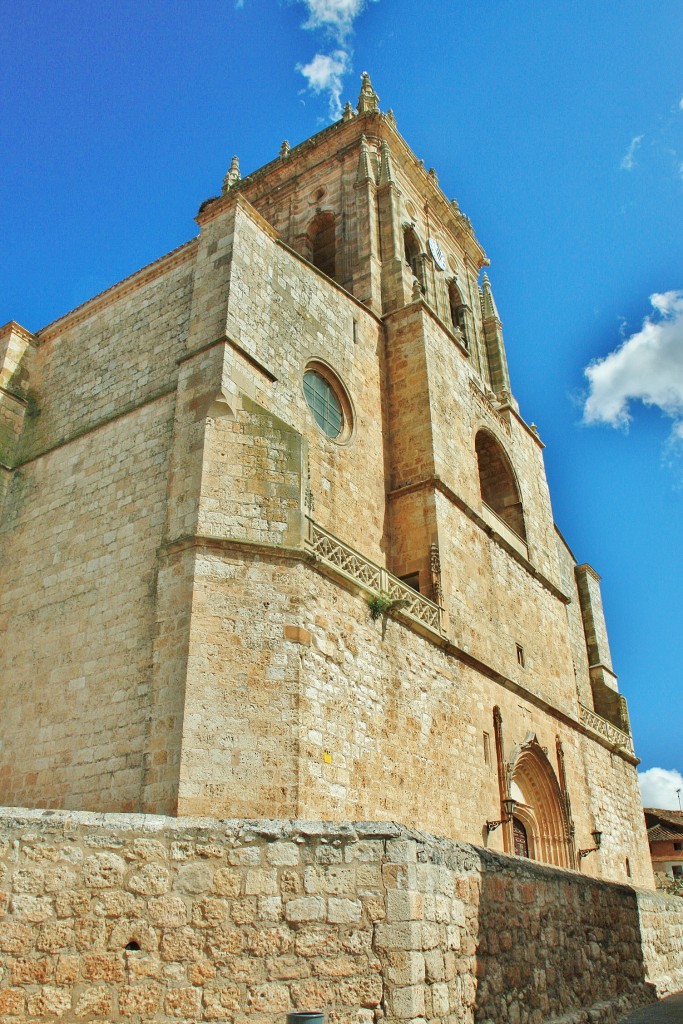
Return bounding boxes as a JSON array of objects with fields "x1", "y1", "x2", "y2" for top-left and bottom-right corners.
[{"x1": 2, "y1": 0, "x2": 682, "y2": 807}]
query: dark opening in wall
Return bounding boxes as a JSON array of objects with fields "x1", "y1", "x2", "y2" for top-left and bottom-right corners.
[
  {"x1": 309, "y1": 212, "x2": 336, "y2": 280},
  {"x1": 475, "y1": 429, "x2": 527, "y2": 542},
  {"x1": 399, "y1": 572, "x2": 420, "y2": 593}
]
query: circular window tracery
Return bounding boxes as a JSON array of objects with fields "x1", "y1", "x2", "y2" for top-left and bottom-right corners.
[{"x1": 302, "y1": 362, "x2": 354, "y2": 443}]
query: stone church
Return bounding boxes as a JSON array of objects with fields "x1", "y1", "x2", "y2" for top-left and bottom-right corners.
[{"x1": 0, "y1": 72, "x2": 651, "y2": 889}]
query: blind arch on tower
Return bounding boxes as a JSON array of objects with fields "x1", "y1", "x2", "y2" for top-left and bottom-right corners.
[
  {"x1": 307, "y1": 211, "x2": 337, "y2": 280},
  {"x1": 475, "y1": 429, "x2": 526, "y2": 542}
]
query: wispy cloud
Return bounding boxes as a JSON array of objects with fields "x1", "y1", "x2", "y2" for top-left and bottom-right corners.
[
  {"x1": 300, "y1": 0, "x2": 368, "y2": 37},
  {"x1": 294, "y1": 0, "x2": 376, "y2": 119},
  {"x1": 639, "y1": 767, "x2": 683, "y2": 810},
  {"x1": 620, "y1": 133, "x2": 643, "y2": 170},
  {"x1": 297, "y1": 50, "x2": 350, "y2": 117},
  {"x1": 583, "y1": 290, "x2": 683, "y2": 453}
]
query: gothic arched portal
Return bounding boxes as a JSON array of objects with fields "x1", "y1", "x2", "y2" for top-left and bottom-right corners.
[{"x1": 504, "y1": 735, "x2": 575, "y2": 869}]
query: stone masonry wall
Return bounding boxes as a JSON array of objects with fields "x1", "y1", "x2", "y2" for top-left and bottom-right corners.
[{"x1": 1, "y1": 810, "x2": 682, "y2": 1024}]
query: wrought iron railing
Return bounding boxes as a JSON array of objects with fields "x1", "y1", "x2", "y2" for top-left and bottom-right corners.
[
  {"x1": 579, "y1": 703, "x2": 634, "y2": 754},
  {"x1": 305, "y1": 517, "x2": 443, "y2": 635}
]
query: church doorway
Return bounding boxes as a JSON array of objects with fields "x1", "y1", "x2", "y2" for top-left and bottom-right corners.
[{"x1": 513, "y1": 816, "x2": 529, "y2": 858}]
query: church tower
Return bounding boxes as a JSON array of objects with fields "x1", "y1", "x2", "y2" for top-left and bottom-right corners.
[{"x1": 0, "y1": 75, "x2": 650, "y2": 886}]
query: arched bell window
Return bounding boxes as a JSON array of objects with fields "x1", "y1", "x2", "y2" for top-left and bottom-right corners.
[
  {"x1": 448, "y1": 281, "x2": 470, "y2": 349},
  {"x1": 475, "y1": 429, "x2": 526, "y2": 541},
  {"x1": 403, "y1": 226, "x2": 424, "y2": 292}
]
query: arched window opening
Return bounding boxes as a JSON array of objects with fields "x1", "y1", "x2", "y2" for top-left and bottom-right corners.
[
  {"x1": 403, "y1": 227, "x2": 424, "y2": 291},
  {"x1": 475, "y1": 430, "x2": 526, "y2": 541},
  {"x1": 448, "y1": 281, "x2": 469, "y2": 349},
  {"x1": 309, "y1": 212, "x2": 336, "y2": 279}
]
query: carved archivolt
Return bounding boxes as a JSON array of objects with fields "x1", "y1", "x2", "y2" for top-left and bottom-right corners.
[{"x1": 503, "y1": 732, "x2": 575, "y2": 869}]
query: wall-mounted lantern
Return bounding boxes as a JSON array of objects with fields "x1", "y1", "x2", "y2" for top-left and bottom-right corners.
[
  {"x1": 579, "y1": 829, "x2": 603, "y2": 860},
  {"x1": 487, "y1": 796, "x2": 517, "y2": 833}
]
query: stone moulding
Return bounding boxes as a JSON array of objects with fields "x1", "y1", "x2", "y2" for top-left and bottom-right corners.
[
  {"x1": 579, "y1": 703, "x2": 635, "y2": 755},
  {"x1": 305, "y1": 515, "x2": 444, "y2": 636}
]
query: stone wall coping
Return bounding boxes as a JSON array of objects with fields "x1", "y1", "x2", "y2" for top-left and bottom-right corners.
[
  {"x1": 0, "y1": 806, "x2": 670, "y2": 903},
  {"x1": 35, "y1": 237, "x2": 198, "y2": 343}
]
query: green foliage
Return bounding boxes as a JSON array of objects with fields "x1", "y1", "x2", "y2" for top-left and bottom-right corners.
[{"x1": 367, "y1": 591, "x2": 396, "y2": 620}]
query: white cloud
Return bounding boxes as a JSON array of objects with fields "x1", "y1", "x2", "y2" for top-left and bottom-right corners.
[
  {"x1": 639, "y1": 767, "x2": 683, "y2": 810},
  {"x1": 294, "y1": 0, "x2": 377, "y2": 120},
  {"x1": 620, "y1": 134, "x2": 644, "y2": 170},
  {"x1": 583, "y1": 290, "x2": 683, "y2": 448},
  {"x1": 297, "y1": 50, "x2": 350, "y2": 118},
  {"x1": 299, "y1": 0, "x2": 368, "y2": 40}
]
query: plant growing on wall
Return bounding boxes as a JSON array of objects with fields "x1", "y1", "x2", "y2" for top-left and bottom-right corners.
[{"x1": 367, "y1": 591, "x2": 397, "y2": 620}]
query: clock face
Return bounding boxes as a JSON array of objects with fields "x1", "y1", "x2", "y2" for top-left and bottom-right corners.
[{"x1": 428, "y1": 236, "x2": 447, "y2": 271}]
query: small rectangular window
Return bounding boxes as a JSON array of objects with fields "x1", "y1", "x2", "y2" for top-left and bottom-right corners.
[
  {"x1": 516, "y1": 643, "x2": 525, "y2": 667},
  {"x1": 352, "y1": 319, "x2": 358, "y2": 345},
  {"x1": 674, "y1": 842, "x2": 682, "y2": 851},
  {"x1": 672, "y1": 865, "x2": 683, "y2": 879},
  {"x1": 625, "y1": 857, "x2": 631, "y2": 878},
  {"x1": 483, "y1": 732, "x2": 491, "y2": 766}
]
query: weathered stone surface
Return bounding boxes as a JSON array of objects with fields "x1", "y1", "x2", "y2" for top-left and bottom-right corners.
[{"x1": 0, "y1": 804, "x2": 681, "y2": 1024}]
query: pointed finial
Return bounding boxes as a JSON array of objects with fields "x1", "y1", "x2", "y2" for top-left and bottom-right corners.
[
  {"x1": 482, "y1": 272, "x2": 501, "y2": 322},
  {"x1": 356, "y1": 134, "x2": 374, "y2": 184},
  {"x1": 222, "y1": 155, "x2": 241, "y2": 194},
  {"x1": 428, "y1": 168, "x2": 439, "y2": 185},
  {"x1": 378, "y1": 140, "x2": 395, "y2": 186},
  {"x1": 342, "y1": 100, "x2": 354, "y2": 121},
  {"x1": 279, "y1": 140, "x2": 290, "y2": 159},
  {"x1": 386, "y1": 108, "x2": 396, "y2": 127},
  {"x1": 357, "y1": 71, "x2": 380, "y2": 115},
  {"x1": 450, "y1": 198, "x2": 460, "y2": 213}
]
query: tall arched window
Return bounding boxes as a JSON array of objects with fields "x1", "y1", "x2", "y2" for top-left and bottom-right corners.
[
  {"x1": 403, "y1": 226, "x2": 424, "y2": 291},
  {"x1": 475, "y1": 429, "x2": 526, "y2": 541},
  {"x1": 448, "y1": 281, "x2": 469, "y2": 348},
  {"x1": 308, "y1": 212, "x2": 336, "y2": 279}
]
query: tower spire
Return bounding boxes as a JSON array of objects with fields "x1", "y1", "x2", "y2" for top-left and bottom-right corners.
[
  {"x1": 222, "y1": 155, "x2": 241, "y2": 194},
  {"x1": 356, "y1": 135, "x2": 374, "y2": 184},
  {"x1": 482, "y1": 272, "x2": 501, "y2": 323},
  {"x1": 357, "y1": 71, "x2": 380, "y2": 115},
  {"x1": 378, "y1": 141, "x2": 395, "y2": 186}
]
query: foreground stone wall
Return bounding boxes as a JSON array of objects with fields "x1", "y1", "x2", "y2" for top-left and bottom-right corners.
[{"x1": 1, "y1": 810, "x2": 681, "y2": 1024}]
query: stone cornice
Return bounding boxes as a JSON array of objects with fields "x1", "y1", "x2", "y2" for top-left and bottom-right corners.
[
  {"x1": 0, "y1": 384, "x2": 27, "y2": 407},
  {"x1": 36, "y1": 238, "x2": 198, "y2": 343},
  {"x1": 160, "y1": 531, "x2": 636, "y2": 765},
  {"x1": 201, "y1": 111, "x2": 488, "y2": 269},
  {"x1": 382, "y1": 297, "x2": 471, "y2": 358},
  {"x1": 0, "y1": 321, "x2": 37, "y2": 346},
  {"x1": 388, "y1": 474, "x2": 570, "y2": 604},
  {"x1": 576, "y1": 562, "x2": 601, "y2": 582},
  {"x1": 8, "y1": 385, "x2": 176, "y2": 470}
]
